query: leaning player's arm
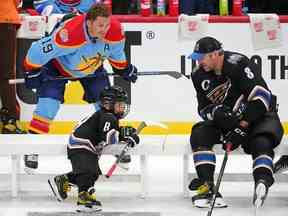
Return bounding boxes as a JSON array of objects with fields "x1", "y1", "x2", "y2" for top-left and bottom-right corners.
[
  {"x1": 24, "y1": 28, "x2": 77, "y2": 70},
  {"x1": 237, "y1": 61, "x2": 272, "y2": 127},
  {"x1": 108, "y1": 41, "x2": 128, "y2": 74}
]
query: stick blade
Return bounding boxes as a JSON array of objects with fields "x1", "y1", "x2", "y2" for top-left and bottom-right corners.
[
  {"x1": 136, "y1": 121, "x2": 147, "y2": 134},
  {"x1": 164, "y1": 71, "x2": 183, "y2": 79},
  {"x1": 144, "y1": 121, "x2": 168, "y2": 129}
]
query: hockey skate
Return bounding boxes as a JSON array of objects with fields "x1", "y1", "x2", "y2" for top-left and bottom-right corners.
[
  {"x1": 190, "y1": 180, "x2": 227, "y2": 208},
  {"x1": 188, "y1": 178, "x2": 205, "y2": 190},
  {"x1": 0, "y1": 107, "x2": 26, "y2": 134},
  {"x1": 48, "y1": 174, "x2": 71, "y2": 202},
  {"x1": 274, "y1": 156, "x2": 288, "y2": 174},
  {"x1": 24, "y1": 154, "x2": 39, "y2": 175},
  {"x1": 253, "y1": 179, "x2": 269, "y2": 209},
  {"x1": 76, "y1": 188, "x2": 102, "y2": 212}
]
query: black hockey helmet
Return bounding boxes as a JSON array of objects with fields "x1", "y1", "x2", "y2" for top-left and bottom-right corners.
[
  {"x1": 100, "y1": 86, "x2": 129, "y2": 119},
  {"x1": 188, "y1": 36, "x2": 223, "y2": 61}
]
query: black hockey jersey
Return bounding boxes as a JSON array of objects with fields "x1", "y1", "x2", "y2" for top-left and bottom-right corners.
[
  {"x1": 68, "y1": 109, "x2": 120, "y2": 154},
  {"x1": 192, "y1": 51, "x2": 272, "y2": 121}
]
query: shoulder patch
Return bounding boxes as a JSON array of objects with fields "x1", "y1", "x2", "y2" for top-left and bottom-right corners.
[
  {"x1": 54, "y1": 15, "x2": 87, "y2": 47},
  {"x1": 104, "y1": 17, "x2": 125, "y2": 43},
  {"x1": 227, "y1": 54, "x2": 244, "y2": 65},
  {"x1": 58, "y1": 28, "x2": 69, "y2": 42}
]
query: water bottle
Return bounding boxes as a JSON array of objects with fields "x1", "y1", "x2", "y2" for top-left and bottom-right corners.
[
  {"x1": 232, "y1": 0, "x2": 243, "y2": 16},
  {"x1": 140, "y1": 0, "x2": 151, "y2": 17},
  {"x1": 157, "y1": 0, "x2": 166, "y2": 16},
  {"x1": 219, "y1": 0, "x2": 229, "y2": 16},
  {"x1": 168, "y1": 0, "x2": 178, "y2": 16}
]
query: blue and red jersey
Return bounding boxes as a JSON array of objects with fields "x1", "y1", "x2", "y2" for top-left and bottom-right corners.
[{"x1": 24, "y1": 14, "x2": 128, "y2": 78}]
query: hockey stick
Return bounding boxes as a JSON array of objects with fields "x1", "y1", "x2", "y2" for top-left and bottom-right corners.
[
  {"x1": 207, "y1": 143, "x2": 232, "y2": 216},
  {"x1": 105, "y1": 121, "x2": 147, "y2": 178},
  {"x1": 9, "y1": 71, "x2": 182, "y2": 84}
]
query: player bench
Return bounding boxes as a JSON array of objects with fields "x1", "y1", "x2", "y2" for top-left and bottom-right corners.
[
  {"x1": 0, "y1": 134, "x2": 287, "y2": 198},
  {"x1": 0, "y1": 134, "x2": 168, "y2": 198}
]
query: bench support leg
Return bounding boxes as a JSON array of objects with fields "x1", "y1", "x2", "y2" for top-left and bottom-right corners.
[
  {"x1": 11, "y1": 154, "x2": 20, "y2": 198},
  {"x1": 183, "y1": 154, "x2": 189, "y2": 198},
  {"x1": 140, "y1": 154, "x2": 148, "y2": 198}
]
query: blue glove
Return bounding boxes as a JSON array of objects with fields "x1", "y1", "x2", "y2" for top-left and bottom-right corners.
[
  {"x1": 122, "y1": 64, "x2": 138, "y2": 83},
  {"x1": 24, "y1": 67, "x2": 50, "y2": 89}
]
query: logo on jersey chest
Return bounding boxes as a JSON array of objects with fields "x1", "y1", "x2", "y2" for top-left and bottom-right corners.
[{"x1": 202, "y1": 79, "x2": 231, "y2": 104}]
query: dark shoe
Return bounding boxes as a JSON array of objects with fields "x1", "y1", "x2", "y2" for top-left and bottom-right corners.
[
  {"x1": 253, "y1": 179, "x2": 269, "y2": 208},
  {"x1": 274, "y1": 156, "x2": 288, "y2": 174},
  {"x1": 191, "y1": 182, "x2": 227, "y2": 208},
  {"x1": 48, "y1": 174, "x2": 71, "y2": 201}
]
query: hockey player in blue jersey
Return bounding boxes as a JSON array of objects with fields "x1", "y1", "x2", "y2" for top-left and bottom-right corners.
[
  {"x1": 23, "y1": 3, "x2": 138, "y2": 174},
  {"x1": 33, "y1": 0, "x2": 101, "y2": 15}
]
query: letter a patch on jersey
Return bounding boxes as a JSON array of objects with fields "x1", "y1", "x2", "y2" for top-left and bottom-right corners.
[{"x1": 59, "y1": 29, "x2": 69, "y2": 42}]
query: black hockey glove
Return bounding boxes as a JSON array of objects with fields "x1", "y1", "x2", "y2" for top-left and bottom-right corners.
[
  {"x1": 223, "y1": 125, "x2": 248, "y2": 151},
  {"x1": 24, "y1": 67, "x2": 51, "y2": 89},
  {"x1": 212, "y1": 105, "x2": 239, "y2": 132},
  {"x1": 120, "y1": 126, "x2": 137, "y2": 137},
  {"x1": 122, "y1": 64, "x2": 138, "y2": 83},
  {"x1": 120, "y1": 126, "x2": 140, "y2": 148},
  {"x1": 122, "y1": 134, "x2": 140, "y2": 148}
]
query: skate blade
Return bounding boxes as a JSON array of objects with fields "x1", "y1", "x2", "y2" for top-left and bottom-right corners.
[
  {"x1": 254, "y1": 183, "x2": 266, "y2": 209},
  {"x1": 48, "y1": 179, "x2": 62, "y2": 202},
  {"x1": 76, "y1": 206, "x2": 102, "y2": 212},
  {"x1": 193, "y1": 197, "x2": 228, "y2": 208}
]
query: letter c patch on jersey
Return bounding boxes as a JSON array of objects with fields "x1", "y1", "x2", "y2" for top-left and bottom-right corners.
[{"x1": 201, "y1": 79, "x2": 210, "y2": 91}]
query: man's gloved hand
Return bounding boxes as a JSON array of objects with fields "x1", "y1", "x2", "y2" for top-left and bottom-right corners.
[
  {"x1": 120, "y1": 126, "x2": 137, "y2": 137},
  {"x1": 122, "y1": 134, "x2": 140, "y2": 148},
  {"x1": 24, "y1": 68, "x2": 50, "y2": 89},
  {"x1": 223, "y1": 125, "x2": 248, "y2": 151},
  {"x1": 122, "y1": 64, "x2": 138, "y2": 83},
  {"x1": 212, "y1": 105, "x2": 238, "y2": 132},
  {"x1": 120, "y1": 126, "x2": 140, "y2": 148}
]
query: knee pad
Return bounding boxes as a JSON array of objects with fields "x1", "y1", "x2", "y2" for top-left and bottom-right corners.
[
  {"x1": 250, "y1": 135, "x2": 275, "y2": 159},
  {"x1": 34, "y1": 97, "x2": 60, "y2": 120},
  {"x1": 190, "y1": 122, "x2": 220, "y2": 151}
]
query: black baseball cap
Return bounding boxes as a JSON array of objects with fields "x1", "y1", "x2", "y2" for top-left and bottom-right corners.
[{"x1": 188, "y1": 36, "x2": 222, "y2": 60}]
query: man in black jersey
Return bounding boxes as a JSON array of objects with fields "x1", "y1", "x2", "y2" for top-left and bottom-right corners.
[
  {"x1": 48, "y1": 86, "x2": 139, "y2": 212},
  {"x1": 187, "y1": 36, "x2": 283, "y2": 209}
]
